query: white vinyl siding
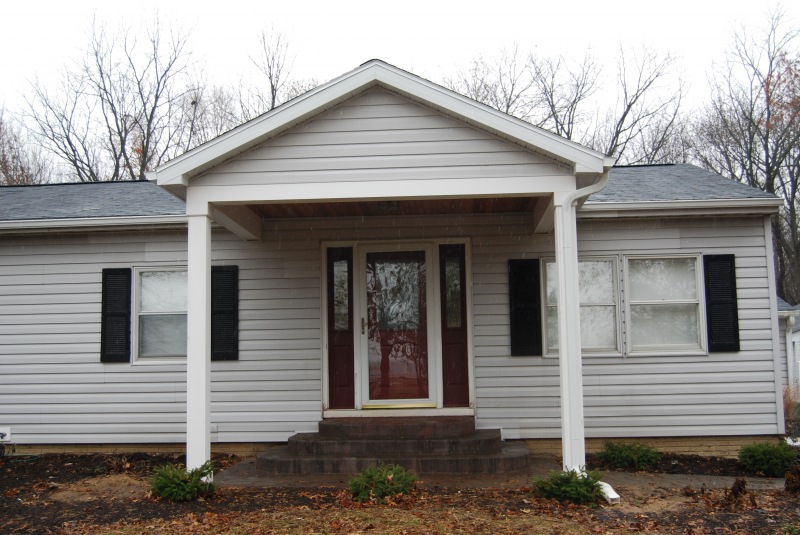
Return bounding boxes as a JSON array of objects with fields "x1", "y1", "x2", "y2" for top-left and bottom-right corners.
[{"x1": 191, "y1": 88, "x2": 571, "y2": 191}]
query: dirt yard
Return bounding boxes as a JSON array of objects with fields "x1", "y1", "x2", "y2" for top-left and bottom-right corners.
[{"x1": 2, "y1": 452, "x2": 799, "y2": 534}]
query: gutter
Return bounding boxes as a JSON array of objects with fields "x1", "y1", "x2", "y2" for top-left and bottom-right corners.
[
  {"x1": 580, "y1": 197, "x2": 782, "y2": 218},
  {"x1": 0, "y1": 215, "x2": 187, "y2": 233}
]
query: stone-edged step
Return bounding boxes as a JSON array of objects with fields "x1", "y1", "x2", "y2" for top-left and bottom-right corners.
[
  {"x1": 317, "y1": 416, "x2": 476, "y2": 439},
  {"x1": 288, "y1": 429, "x2": 502, "y2": 457},
  {"x1": 256, "y1": 440, "x2": 531, "y2": 475}
]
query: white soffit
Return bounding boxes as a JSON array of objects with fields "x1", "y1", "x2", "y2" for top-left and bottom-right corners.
[{"x1": 148, "y1": 60, "x2": 612, "y2": 194}]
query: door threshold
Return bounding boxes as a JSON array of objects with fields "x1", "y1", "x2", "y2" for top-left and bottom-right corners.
[{"x1": 323, "y1": 407, "x2": 474, "y2": 418}]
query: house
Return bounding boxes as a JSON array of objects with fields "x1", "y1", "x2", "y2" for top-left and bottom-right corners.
[
  {"x1": 779, "y1": 298, "x2": 800, "y2": 391},
  {"x1": 0, "y1": 60, "x2": 791, "y2": 472}
]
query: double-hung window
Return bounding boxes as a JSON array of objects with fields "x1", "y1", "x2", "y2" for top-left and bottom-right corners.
[
  {"x1": 136, "y1": 268, "x2": 187, "y2": 359},
  {"x1": 625, "y1": 256, "x2": 703, "y2": 354},
  {"x1": 544, "y1": 257, "x2": 619, "y2": 354}
]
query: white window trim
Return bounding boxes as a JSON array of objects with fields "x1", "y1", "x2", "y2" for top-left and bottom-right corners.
[
  {"x1": 542, "y1": 256, "x2": 622, "y2": 357},
  {"x1": 132, "y1": 266, "x2": 188, "y2": 363},
  {"x1": 623, "y1": 254, "x2": 707, "y2": 357}
]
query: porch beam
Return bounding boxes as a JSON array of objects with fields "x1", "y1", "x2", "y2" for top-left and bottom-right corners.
[
  {"x1": 533, "y1": 196, "x2": 555, "y2": 234},
  {"x1": 186, "y1": 211, "x2": 212, "y2": 471},
  {"x1": 553, "y1": 194, "x2": 587, "y2": 472},
  {"x1": 210, "y1": 204, "x2": 262, "y2": 241}
]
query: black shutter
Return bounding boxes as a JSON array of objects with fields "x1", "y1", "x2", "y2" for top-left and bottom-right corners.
[
  {"x1": 508, "y1": 259, "x2": 542, "y2": 356},
  {"x1": 100, "y1": 268, "x2": 131, "y2": 363},
  {"x1": 704, "y1": 255, "x2": 740, "y2": 353},
  {"x1": 211, "y1": 265, "x2": 239, "y2": 361}
]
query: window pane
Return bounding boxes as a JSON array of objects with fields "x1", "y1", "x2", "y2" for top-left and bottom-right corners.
[
  {"x1": 629, "y1": 258, "x2": 697, "y2": 301},
  {"x1": 139, "y1": 314, "x2": 187, "y2": 357},
  {"x1": 546, "y1": 259, "x2": 617, "y2": 353},
  {"x1": 140, "y1": 271, "x2": 187, "y2": 312},
  {"x1": 445, "y1": 255, "x2": 462, "y2": 328},
  {"x1": 581, "y1": 305, "x2": 617, "y2": 349},
  {"x1": 630, "y1": 304, "x2": 699, "y2": 348},
  {"x1": 579, "y1": 261, "x2": 614, "y2": 304},
  {"x1": 546, "y1": 260, "x2": 614, "y2": 305},
  {"x1": 545, "y1": 262, "x2": 558, "y2": 305},
  {"x1": 546, "y1": 306, "x2": 559, "y2": 351},
  {"x1": 332, "y1": 259, "x2": 349, "y2": 331},
  {"x1": 367, "y1": 255, "x2": 422, "y2": 330}
]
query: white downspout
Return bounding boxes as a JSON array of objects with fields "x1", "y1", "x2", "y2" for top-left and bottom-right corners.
[{"x1": 553, "y1": 170, "x2": 610, "y2": 473}]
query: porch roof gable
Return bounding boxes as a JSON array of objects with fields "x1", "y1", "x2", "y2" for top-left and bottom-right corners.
[{"x1": 147, "y1": 60, "x2": 614, "y2": 198}]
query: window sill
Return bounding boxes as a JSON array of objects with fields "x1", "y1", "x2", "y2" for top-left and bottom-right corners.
[
  {"x1": 626, "y1": 348, "x2": 707, "y2": 358},
  {"x1": 132, "y1": 357, "x2": 187, "y2": 366},
  {"x1": 544, "y1": 351, "x2": 623, "y2": 358}
]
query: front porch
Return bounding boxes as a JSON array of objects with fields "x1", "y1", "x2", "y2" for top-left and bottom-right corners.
[{"x1": 147, "y1": 60, "x2": 615, "y2": 473}]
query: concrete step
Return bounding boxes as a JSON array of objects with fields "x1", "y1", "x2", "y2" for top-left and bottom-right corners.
[
  {"x1": 317, "y1": 416, "x2": 476, "y2": 439},
  {"x1": 287, "y1": 429, "x2": 502, "y2": 456},
  {"x1": 256, "y1": 440, "x2": 531, "y2": 475}
]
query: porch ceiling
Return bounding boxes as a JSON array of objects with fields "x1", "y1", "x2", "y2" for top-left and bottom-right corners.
[{"x1": 249, "y1": 197, "x2": 540, "y2": 219}]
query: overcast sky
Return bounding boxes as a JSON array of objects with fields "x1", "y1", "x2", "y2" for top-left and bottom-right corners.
[{"x1": 1, "y1": 0, "x2": 797, "y2": 113}]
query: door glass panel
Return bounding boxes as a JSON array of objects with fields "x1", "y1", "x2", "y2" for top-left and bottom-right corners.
[
  {"x1": 444, "y1": 255, "x2": 462, "y2": 328},
  {"x1": 332, "y1": 259, "x2": 350, "y2": 331},
  {"x1": 366, "y1": 251, "x2": 428, "y2": 400}
]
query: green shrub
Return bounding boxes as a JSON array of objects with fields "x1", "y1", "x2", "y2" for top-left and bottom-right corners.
[
  {"x1": 534, "y1": 468, "x2": 604, "y2": 506},
  {"x1": 347, "y1": 463, "x2": 416, "y2": 504},
  {"x1": 738, "y1": 442, "x2": 797, "y2": 478},
  {"x1": 150, "y1": 460, "x2": 215, "y2": 501},
  {"x1": 596, "y1": 441, "x2": 661, "y2": 471}
]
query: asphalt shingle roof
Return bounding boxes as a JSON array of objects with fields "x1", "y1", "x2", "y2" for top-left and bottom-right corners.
[
  {"x1": 0, "y1": 180, "x2": 185, "y2": 221},
  {"x1": 0, "y1": 164, "x2": 777, "y2": 222},
  {"x1": 588, "y1": 164, "x2": 777, "y2": 204}
]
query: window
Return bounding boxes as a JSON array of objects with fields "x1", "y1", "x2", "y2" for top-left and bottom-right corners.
[
  {"x1": 136, "y1": 269, "x2": 187, "y2": 359},
  {"x1": 544, "y1": 258, "x2": 619, "y2": 354},
  {"x1": 100, "y1": 266, "x2": 239, "y2": 363},
  {"x1": 626, "y1": 256, "x2": 703, "y2": 353}
]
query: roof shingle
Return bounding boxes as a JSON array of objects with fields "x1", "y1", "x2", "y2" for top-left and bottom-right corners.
[{"x1": 0, "y1": 181, "x2": 185, "y2": 221}]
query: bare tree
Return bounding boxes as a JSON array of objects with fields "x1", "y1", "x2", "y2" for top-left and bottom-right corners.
[
  {"x1": 175, "y1": 80, "x2": 241, "y2": 150},
  {"x1": 0, "y1": 109, "x2": 53, "y2": 185},
  {"x1": 445, "y1": 46, "x2": 683, "y2": 164},
  {"x1": 592, "y1": 47, "x2": 684, "y2": 163},
  {"x1": 693, "y1": 9, "x2": 800, "y2": 301},
  {"x1": 530, "y1": 52, "x2": 600, "y2": 141},
  {"x1": 27, "y1": 19, "x2": 194, "y2": 181},
  {"x1": 444, "y1": 46, "x2": 539, "y2": 122},
  {"x1": 238, "y1": 30, "x2": 318, "y2": 121}
]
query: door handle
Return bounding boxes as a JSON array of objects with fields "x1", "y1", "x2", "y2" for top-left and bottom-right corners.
[{"x1": 361, "y1": 317, "x2": 366, "y2": 335}]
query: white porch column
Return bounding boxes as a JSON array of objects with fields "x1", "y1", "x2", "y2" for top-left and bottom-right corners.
[
  {"x1": 186, "y1": 211, "x2": 212, "y2": 470},
  {"x1": 553, "y1": 193, "x2": 587, "y2": 472}
]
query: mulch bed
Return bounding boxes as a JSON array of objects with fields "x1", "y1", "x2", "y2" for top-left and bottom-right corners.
[
  {"x1": 2, "y1": 452, "x2": 799, "y2": 534},
  {"x1": 587, "y1": 452, "x2": 750, "y2": 476}
]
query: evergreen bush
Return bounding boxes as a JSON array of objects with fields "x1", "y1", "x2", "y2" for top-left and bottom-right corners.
[
  {"x1": 738, "y1": 442, "x2": 797, "y2": 478},
  {"x1": 150, "y1": 460, "x2": 215, "y2": 501},
  {"x1": 534, "y1": 468, "x2": 604, "y2": 506},
  {"x1": 596, "y1": 441, "x2": 661, "y2": 471},
  {"x1": 347, "y1": 463, "x2": 416, "y2": 504}
]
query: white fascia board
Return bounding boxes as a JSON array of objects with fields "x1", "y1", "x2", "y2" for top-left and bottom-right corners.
[
  {"x1": 184, "y1": 175, "x2": 575, "y2": 212},
  {"x1": 151, "y1": 60, "x2": 609, "y2": 192},
  {"x1": 0, "y1": 215, "x2": 187, "y2": 233},
  {"x1": 778, "y1": 310, "x2": 800, "y2": 318},
  {"x1": 579, "y1": 198, "x2": 783, "y2": 218}
]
